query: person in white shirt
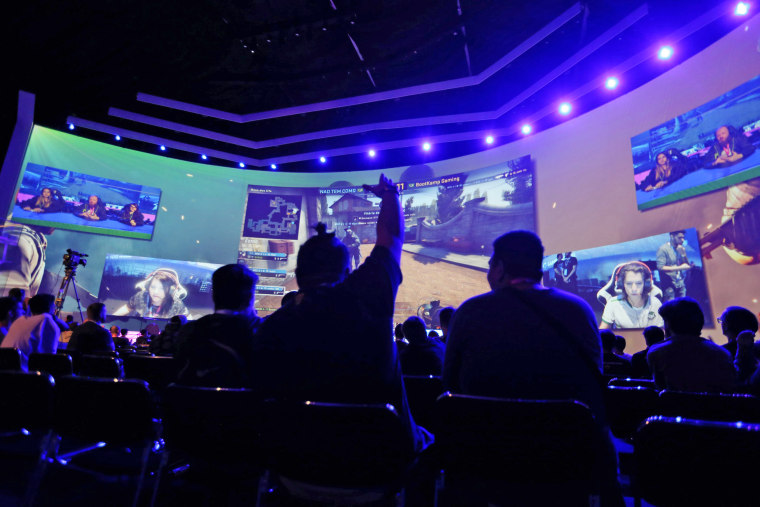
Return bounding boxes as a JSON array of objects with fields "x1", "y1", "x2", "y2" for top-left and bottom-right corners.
[{"x1": 1, "y1": 293, "x2": 60, "y2": 371}]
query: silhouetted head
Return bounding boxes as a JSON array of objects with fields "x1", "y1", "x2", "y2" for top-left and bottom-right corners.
[
  {"x1": 659, "y1": 297, "x2": 704, "y2": 337},
  {"x1": 296, "y1": 223, "x2": 350, "y2": 289},
  {"x1": 212, "y1": 264, "x2": 258, "y2": 312},
  {"x1": 402, "y1": 316, "x2": 428, "y2": 345},
  {"x1": 488, "y1": 230, "x2": 544, "y2": 289},
  {"x1": 29, "y1": 294, "x2": 55, "y2": 316},
  {"x1": 601, "y1": 329, "x2": 617, "y2": 352},
  {"x1": 86, "y1": 302, "x2": 107, "y2": 323},
  {"x1": 720, "y1": 306, "x2": 759, "y2": 340},
  {"x1": 643, "y1": 326, "x2": 665, "y2": 347}
]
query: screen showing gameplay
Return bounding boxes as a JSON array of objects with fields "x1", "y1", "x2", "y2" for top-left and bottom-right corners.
[
  {"x1": 11, "y1": 163, "x2": 161, "y2": 239},
  {"x1": 239, "y1": 155, "x2": 535, "y2": 323},
  {"x1": 632, "y1": 74, "x2": 760, "y2": 211},
  {"x1": 1, "y1": 125, "x2": 535, "y2": 325},
  {"x1": 542, "y1": 228, "x2": 711, "y2": 329},
  {"x1": 98, "y1": 254, "x2": 222, "y2": 320}
]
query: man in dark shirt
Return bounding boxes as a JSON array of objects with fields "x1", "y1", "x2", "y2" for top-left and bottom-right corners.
[
  {"x1": 719, "y1": 306, "x2": 758, "y2": 358},
  {"x1": 67, "y1": 303, "x2": 114, "y2": 354},
  {"x1": 175, "y1": 264, "x2": 261, "y2": 388},
  {"x1": 631, "y1": 326, "x2": 665, "y2": 379},
  {"x1": 399, "y1": 316, "x2": 445, "y2": 376},
  {"x1": 252, "y1": 174, "x2": 428, "y2": 451}
]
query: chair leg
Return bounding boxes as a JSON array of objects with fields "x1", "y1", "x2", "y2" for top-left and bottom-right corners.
[
  {"x1": 23, "y1": 432, "x2": 59, "y2": 507},
  {"x1": 132, "y1": 444, "x2": 152, "y2": 507}
]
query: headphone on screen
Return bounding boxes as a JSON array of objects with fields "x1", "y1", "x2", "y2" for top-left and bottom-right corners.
[
  {"x1": 136, "y1": 268, "x2": 186, "y2": 300},
  {"x1": 614, "y1": 261, "x2": 653, "y2": 293}
]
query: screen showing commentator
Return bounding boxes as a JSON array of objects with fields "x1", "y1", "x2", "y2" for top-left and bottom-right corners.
[
  {"x1": 98, "y1": 254, "x2": 222, "y2": 320},
  {"x1": 632, "y1": 74, "x2": 760, "y2": 211},
  {"x1": 11, "y1": 163, "x2": 161, "y2": 239},
  {"x1": 239, "y1": 155, "x2": 534, "y2": 322},
  {"x1": 542, "y1": 228, "x2": 711, "y2": 330}
]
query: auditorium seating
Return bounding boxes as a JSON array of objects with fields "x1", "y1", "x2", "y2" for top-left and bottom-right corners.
[
  {"x1": 403, "y1": 374, "x2": 444, "y2": 429},
  {"x1": 607, "y1": 377, "x2": 655, "y2": 389},
  {"x1": 76, "y1": 354, "x2": 124, "y2": 378},
  {"x1": 0, "y1": 347, "x2": 22, "y2": 370},
  {"x1": 658, "y1": 390, "x2": 760, "y2": 423},
  {"x1": 123, "y1": 355, "x2": 180, "y2": 393},
  {"x1": 604, "y1": 385, "x2": 660, "y2": 440},
  {"x1": 28, "y1": 352, "x2": 73, "y2": 379}
]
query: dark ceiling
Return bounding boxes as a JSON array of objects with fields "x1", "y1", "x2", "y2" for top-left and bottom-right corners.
[{"x1": 1, "y1": 0, "x2": 750, "y2": 172}]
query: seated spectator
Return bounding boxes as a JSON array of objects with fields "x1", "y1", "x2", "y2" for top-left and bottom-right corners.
[
  {"x1": 399, "y1": 316, "x2": 445, "y2": 376},
  {"x1": 601, "y1": 330, "x2": 632, "y2": 377},
  {"x1": 720, "y1": 306, "x2": 759, "y2": 358},
  {"x1": 149, "y1": 315, "x2": 186, "y2": 356},
  {"x1": 394, "y1": 323, "x2": 408, "y2": 353},
  {"x1": 631, "y1": 326, "x2": 665, "y2": 379},
  {"x1": 1, "y1": 294, "x2": 60, "y2": 370},
  {"x1": 438, "y1": 306, "x2": 455, "y2": 344},
  {"x1": 8, "y1": 288, "x2": 27, "y2": 316},
  {"x1": 613, "y1": 335, "x2": 632, "y2": 362},
  {"x1": 175, "y1": 264, "x2": 261, "y2": 387},
  {"x1": 0, "y1": 297, "x2": 24, "y2": 341},
  {"x1": 65, "y1": 315, "x2": 74, "y2": 326},
  {"x1": 647, "y1": 298, "x2": 735, "y2": 393},
  {"x1": 136, "y1": 329, "x2": 150, "y2": 347},
  {"x1": 251, "y1": 174, "x2": 429, "y2": 452},
  {"x1": 443, "y1": 230, "x2": 621, "y2": 504},
  {"x1": 67, "y1": 303, "x2": 115, "y2": 355}
]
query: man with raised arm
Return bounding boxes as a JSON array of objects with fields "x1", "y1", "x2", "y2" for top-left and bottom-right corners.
[{"x1": 251, "y1": 174, "x2": 429, "y2": 450}]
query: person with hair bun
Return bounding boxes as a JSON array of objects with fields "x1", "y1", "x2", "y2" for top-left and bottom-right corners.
[{"x1": 113, "y1": 268, "x2": 190, "y2": 319}]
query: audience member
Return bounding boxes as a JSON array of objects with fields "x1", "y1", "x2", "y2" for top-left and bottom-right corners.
[
  {"x1": 67, "y1": 303, "x2": 115, "y2": 355},
  {"x1": 0, "y1": 297, "x2": 24, "y2": 341},
  {"x1": 631, "y1": 326, "x2": 665, "y2": 378},
  {"x1": 8, "y1": 288, "x2": 26, "y2": 316},
  {"x1": 601, "y1": 330, "x2": 632, "y2": 377},
  {"x1": 399, "y1": 316, "x2": 445, "y2": 376},
  {"x1": 1, "y1": 294, "x2": 60, "y2": 370},
  {"x1": 149, "y1": 315, "x2": 186, "y2": 356},
  {"x1": 110, "y1": 325, "x2": 120, "y2": 338},
  {"x1": 443, "y1": 230, "x2": 621, "y2": 504},
  {"x1": 719, "y1": 306, "x2": 758, "y2": 358},
  {"x1": 175, "y1": 264, "x2": 261, "y2": 387},
  {"x1": 613, "y1": 335, "x2": 632, "y2": 362},
  {"x1": 394, "y1": 323, "x2": 408, "y2": 353},
  {"x1": 251, "y1": 174, "x2": 429, "y2": 452},
  {"x1": 647, "y1": 297, "x2": 735, "y2": 392},
  {"x1": 438, "y1": 306, "x2": 454, "y2": 344},
  {"x1": 65, "y1": 315, "x2": 74, "y2": 325}
]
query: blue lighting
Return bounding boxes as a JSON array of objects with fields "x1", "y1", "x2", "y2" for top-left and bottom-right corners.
[
  {"x1": 558, "y1": 102, "x2": 572, "y2": 115},
  {"x1": 68, "y1": 123, "x2": 75, "y2": 130},
  {"x1": 605, "y1": 76, "x2": 619, "y2": 90},
  {"x1": 735, "y1": 2, "x2": 750, "y2": 15},
  {"x1": 114, "y1": 134, "x2": 121, "y2": 141},
  {"x1": 270, "y1": 163, "x2": 278, "y2": 170},
  {"x1": 485, "y1": 135, "x2": 494, "y2": 145},
  {"x1": 159, "y1": 145, "x2": 166, "y2": 151},
  {"x1": 658, "y1": 45, "x2": 674, "y2": 60},
  {"x1": 201, "y1": 154, "x2": 207, "y2": 160},
  {"x1": 238, "y1": 162, "x2": 245, "y2": 168},
  {"x1": 319, "y1": 156, "x2": 327, "y2": 163},
  {"x1": 422, "y1": 142, "x2": 431, "y2": 151},
  {"x1": 521, "y1": 124, "x2": 532, "y2": 135},
  {"x1": 368, "y1": 149, "x2": 376, "y2": 158}
]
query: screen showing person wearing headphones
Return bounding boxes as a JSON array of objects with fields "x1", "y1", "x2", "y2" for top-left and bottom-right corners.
[
  {"x1": 112, "y1": 268, "x2": 191, "y2": 319},
  {"x1": 600, "y1": 261, "x2": 664, "y2": 329}
]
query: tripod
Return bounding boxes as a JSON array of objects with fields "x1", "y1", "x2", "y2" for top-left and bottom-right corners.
[{"x1": 54, "y1": 265, "x2": 85, "y2": 322}]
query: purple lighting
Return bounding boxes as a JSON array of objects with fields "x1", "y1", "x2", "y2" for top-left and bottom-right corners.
[
  {"x1": 239, "y1": 162, "x2": 245, "y2": 168},
  {"x1": 658, "y1": 45, "x2": 674, "y2": 60},
  {"x1": 605, "y1": 76, "x2": 619, "y2": 89},
  {"x1": 201, "y1": 154, "x2": 207, "y2": 160},
  {"x1": 521, "y1": 124, "x2": 532, "y2": 135},
  {"x1": 270, "y1": 163, "x2": 278, "y2": 170},
  {"x1": 485, "y1": 135, "x2": 494, "y2": 145},
  {"x1": 319, "y1": 156, "x2": 327, "y2": 163},
  {"x1": 422, "y1": 142, "x2": 431, "y2": 151},
  {"x1": 114, "y1": 134, "x2": 121, "y2": 141},
  {"x1": 159, "y1": 145, "x2": 166, "y2": 151},
  {"x1": 368, "y1": 149, "x2": 376, "y2": 158},
  {"x1": 558, "y1": 102, "x2": 572, "y2": 115},
  {"x1": 68, "y1": 123, "x2": 75, "y2": 130},
  {"x1": 735, "y1": 2, "x2": 750, "y2": 15}
]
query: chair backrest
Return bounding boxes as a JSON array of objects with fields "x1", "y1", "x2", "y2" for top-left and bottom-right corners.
[
  {"x1": 658, "y1": 390, "x2": 760, "y2": 423},
  {"x1": 0, "y1": 370, "x2": 55, "y2": 433},
  {"x1": 607, "y1": 377, "x2": 656, "y2": 389},
  {"x1": 54, "y1": 376, "x2": 155, "y2": 445},
  {"x1": 402, "y1": 375, "x2": 443, "y2": 429},
  {"x1": 28, "y1": 353, "x2": 73, "y2": 379},
  {"x1": 604, "y1": 386, "x2": 660, "y2": 440},
  {"x1": 635, "y1": 416, "x2": 760, "y2": 506},
  {"x1": 433, "y1": 392, "x2": 596, "y2": 483},
  {"x1": 261, "y1": 400, "x2": 414, "y2": 488},
  {"x1": 123, "y1": 355, "x2": 179, "y2": 391},
  {"x1": 0, "y1": 348, "x2": 22, "y2": 371},
  {"x1": 77, "y1": 354, "x2": 124, "y2": 378},
  {"x1": 161, "y1": 384, "x2": 263, "y2": 465}
]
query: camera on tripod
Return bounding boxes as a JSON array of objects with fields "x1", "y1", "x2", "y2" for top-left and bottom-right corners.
[{"x1": 63, "y1": 248, "x2": 88, "y2": 271}]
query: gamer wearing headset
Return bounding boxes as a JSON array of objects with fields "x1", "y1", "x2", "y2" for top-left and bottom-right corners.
[
  {"x1": 600, "y1": 261, "x2": 664, "y2": 329},
  {"x1": 113, "y1": 268, "x2": 191, "y2": 319}
]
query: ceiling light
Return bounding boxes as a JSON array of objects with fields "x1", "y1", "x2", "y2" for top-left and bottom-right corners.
[
  {"x1": 239, "y1": 162, "x2": 245, "y2": 168},
  {"x1": 270, "y1": 163, "x2": 278, "y2": 170},
  {"x1": 521, "y1": 124, "x2": 532, "y2": 135},
  {"x1": 201, "y1": 154, "x2": 207, "y2": 160},
  {"x1": 658, "y1": 45, "x2": 674, "y2": 60},
  {"x1": 605, "y1": 77, "x2": 619, "y2": 90},
  {"x1": 159, "y1": 145, "x2": 166, "y2": 151},
  {"x1": 368, "y1": 149, "x2": 376, "y2": 158},
  {"x1": 422, "y1": 142, "x2": 431, "y2": 151},
  {"x1": 319, "y1": 156, "x2": 327, "y2": 163},
  {"x1": 485, "y1": 135, "x2": 494, "y2": 145},
  {"x1": 735, "y1": 2, "x2": 750, "y2": 15},
  {"x1": 558, "y1": 102, "x2": 572, "y2": 115}
]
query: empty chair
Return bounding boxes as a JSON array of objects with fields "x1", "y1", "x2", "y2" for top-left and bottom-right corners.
[
  {"x1": 123, "y1": 355, "x2": 179, "y2": 392},
  {"x1": 403, "y1": 375, "x2": 443, "y2": 429},
  {"x1": 28, "y1": 376, "x2": 158, "y2": 507},
  {"x1": 608, "y1": 377, "x2": 656, "y2": 389},
  {"x1": 260, "y1": 400, "x2": 415, "y2": 504},
  {"x1": 635, "y1": 415, "x2": 760, "y2": 506},
  {"x1": 77, "y1": 354, "x2": 124, "y2": 378},
  {"x1": 604, "y1": 386, "x2": 660, "y2": 440},
  {"x1": 432, "y1": 392, "x2": 598, "y2": 506},
  {"x1": 0, "y1": 370, "x2": 55, "y2": 439},
  {"x1": 152, "y1": 384, "x2": 265, "y2": 505},
  {"x1": 658, "y1": 390, "x2": 760, "y2": 423},
  {"x1": 28, "y1": 353, "x2": 73, "y2": 379},
  {"x1": 0, "y1": 348, "x2": 22, "y2": 371}
]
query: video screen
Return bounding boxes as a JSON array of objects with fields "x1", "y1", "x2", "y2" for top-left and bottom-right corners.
[
  {"x1": 542, "y1": 228, "x2": 712, "y2": 329},
  {"x1": 239, "y1": 156, "x2": 535, "y2": 323},
  {"x1": 11, "y1": 163, "x2": 161, "y2": 239},
  {"x1": 632, "y1": 74, "x2": 760, "y2": 210},
  {"x1": 98, "y1": 254, "x2": 222, "y2": 320}
]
